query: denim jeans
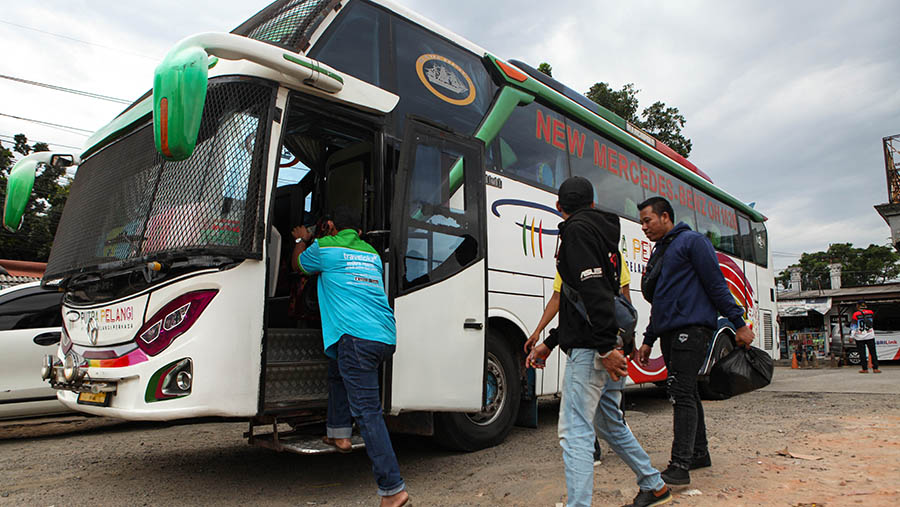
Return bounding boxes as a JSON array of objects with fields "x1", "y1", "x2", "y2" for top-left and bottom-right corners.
[
  {"x1": 660, "y1": 326, "x2": 712, "y2": 470},
  {"x1": 327, "y1": 334, "x2": 405, "y2": 497},
  {"x1": 559, "y1": 348, "x2": 664, "y2": 507},
  {"x1": 856, "y1": 339, "x2": 879, "y2": 369}
]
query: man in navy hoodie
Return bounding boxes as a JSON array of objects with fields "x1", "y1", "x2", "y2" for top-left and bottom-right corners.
[{"x1": 636, "y1": 197, "x2": 754, "y2": 486}]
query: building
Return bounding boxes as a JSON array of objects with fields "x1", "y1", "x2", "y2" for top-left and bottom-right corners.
[{"x1": 0, "y1": 259, "x2": 46, "y2": 289}]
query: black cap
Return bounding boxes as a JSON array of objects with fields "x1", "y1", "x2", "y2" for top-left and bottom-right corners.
[{"x1": 558, "y1": 176, "x2": 593, "y2": 212}]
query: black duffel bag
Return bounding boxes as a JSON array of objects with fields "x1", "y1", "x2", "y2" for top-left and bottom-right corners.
[{"x1": 708, "y1": 346, "x2": 774, "y2": 397}]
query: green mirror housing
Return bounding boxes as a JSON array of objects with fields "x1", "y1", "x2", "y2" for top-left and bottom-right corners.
[
  {"x1": 153, "y1": 45, "x2": 209, "y2": 161},
  {"x1": 3, "y1": 159, "x2": 39, "y2": 232}
]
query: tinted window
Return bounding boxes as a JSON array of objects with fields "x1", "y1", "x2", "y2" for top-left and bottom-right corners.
[
  {"x1": 694, "y1": 191, "x2": 739, "y2": 256},
  {"x1": 391, "y1": 17, "x2": 496, "y2": 136},
  {"x1": 400, "y1": 136, "x2": 481, "y2": 293},
  {"x1": 664, "y1": 174, "x2": 698, "y2": 231},
  {"x1": 495, "y1": 102, "x2": 569, "y2": 190},
  {"x1": 308, "y1": 0, "x2": 383, "y2": 86},
  {"x1": 0, "y1": 289, "x2": 62, "y2": 331},
  {"x1": 751, "y1": 220, "x2": 768, "y2": 268},
  {"x1": 567, "y1": 117, "x2": 645, "y2": 221}
]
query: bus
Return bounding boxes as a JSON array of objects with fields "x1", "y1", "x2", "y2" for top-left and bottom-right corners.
[{"x1": 3, "y1": 0, "x2": 777, "y2": 452}]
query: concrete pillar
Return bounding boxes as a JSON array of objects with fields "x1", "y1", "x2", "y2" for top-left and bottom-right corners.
[{"x1": 828, "y1": 263, "x2": 842, "y2": 290}]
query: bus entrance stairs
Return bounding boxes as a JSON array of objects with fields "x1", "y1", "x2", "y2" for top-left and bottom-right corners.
[{"x1": 246, "y1": 418, "x2": 366, "y2": 455}]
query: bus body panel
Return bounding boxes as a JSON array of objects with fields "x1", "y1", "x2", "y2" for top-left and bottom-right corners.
[{"x1": 57, "y1": 260, "x2": 265, "y2": 419}]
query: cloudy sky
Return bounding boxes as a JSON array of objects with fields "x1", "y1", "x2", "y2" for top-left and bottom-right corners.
[{"x1": 2, "y1": 0, "x2": 898, "y2": 272}]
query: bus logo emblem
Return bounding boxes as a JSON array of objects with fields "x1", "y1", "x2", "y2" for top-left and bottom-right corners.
[
  {"x1": 416, "y1": 54, "x2": 476, "y2": 106},
  {"x1": 87, "y1": 315, "x2": 100, "y2": 345}
]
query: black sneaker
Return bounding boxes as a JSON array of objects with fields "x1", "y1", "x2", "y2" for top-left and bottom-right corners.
[
  {"x1": 690, "y1": 453, "x2": 711, "y2": 470},
  {"x1": 660, "y1": 464, "x2": 690, "y2": 485},
  {"x1": 622, "y1": 485, "x2": 672, "y2": 507},
  {"x1": 593, "y1": 443, "x2": 603, "y2": 467}
]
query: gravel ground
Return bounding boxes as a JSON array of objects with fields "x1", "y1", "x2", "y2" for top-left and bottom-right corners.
[{"x1": 1, "y1": 366, "x2": 899, "y2": 506}]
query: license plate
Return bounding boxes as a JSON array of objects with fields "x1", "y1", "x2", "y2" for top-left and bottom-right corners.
[{"x1": 77, "y1": 391, "x2": 110, "y2": 407}]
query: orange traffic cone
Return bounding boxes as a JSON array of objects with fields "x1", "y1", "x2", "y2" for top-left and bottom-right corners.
[
  {"x1": 791, "y1": 351, "x2": 799, "y2": 369},
  {"x1": 868, "y1": 354, "x2": 873, "y2": 370}
]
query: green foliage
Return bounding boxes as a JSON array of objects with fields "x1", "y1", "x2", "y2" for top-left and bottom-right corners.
[
  {"x1": 0, "y1": 134, "x2": 71, "y2": 261},
  {"x1": 537, "y1": 62, "x2": 553, "y2": 77},
  {"x1": 776, "y1": 243, "x2": 900, "y2": 289},
  {"x1": 584, "y1": 81, "x2": 692, "y2": 158}
]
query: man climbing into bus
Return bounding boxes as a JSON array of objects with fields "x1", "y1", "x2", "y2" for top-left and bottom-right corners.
[
  {"x1": 527, "y1": 176, "x2": 671, "y2": 507},
  {"x1": 636, "y1": 196, "x2": 754, "y2": 487},
  {"x1": 525, "y1": 252, "x2": 633, "y2": 467},
  {"x1": 852, "y1": 301, "x2": 880, "y2": 373},
  {"x1": 291, "y1": 207, "x2": 409, "y2": 507}
]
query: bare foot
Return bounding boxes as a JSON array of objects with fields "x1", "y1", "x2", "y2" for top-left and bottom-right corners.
[{"x1": 380, "y1": 489, "x2": 409, "y2": 507}]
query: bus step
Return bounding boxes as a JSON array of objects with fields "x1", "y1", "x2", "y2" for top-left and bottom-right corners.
[{"x1": 250, "y1": 432, "x2": 366, "y2": 455}]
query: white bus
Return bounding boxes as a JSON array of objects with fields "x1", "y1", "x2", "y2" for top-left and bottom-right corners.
[{"x1": 3, "y1": 0, "x2": 777, "y2": 451}]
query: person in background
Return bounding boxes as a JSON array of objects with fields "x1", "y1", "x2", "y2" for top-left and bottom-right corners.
[
  {"x1": 636, "y1": 197, "x2": 754, "y2": 487},
  {"x1": 528, "y1": 177, "x2": 670, "y2": 507},
  {"x1": 292, "y1": 207, "x2": 409, "y2": 507},
  {"x1": 852, "y1": 301, "x2": 880, "y2": 374},
  {"x1": 524, "y1": 253, "x2": 633, "y2": 466}
]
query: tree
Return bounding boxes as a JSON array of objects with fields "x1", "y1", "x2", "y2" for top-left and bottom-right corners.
[
  {"x1": 583, "y1": 80, "x2": 692, "y2": 158},
  {"x1": 537, "y1": 62, "x2": 553, "y2": 77},
  {"x1": 777, "y1": 243, "x2": 900, "y2": 289},
  {"x1": 0, "y1": 134, "x2": 71, "y2": 261}
]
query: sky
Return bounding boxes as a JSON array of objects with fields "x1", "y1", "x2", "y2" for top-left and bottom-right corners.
[{"x1": 1, "y1": 0, "x2": 898, "y2": 273}]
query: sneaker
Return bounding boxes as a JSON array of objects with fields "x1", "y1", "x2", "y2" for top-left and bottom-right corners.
[
  {"x1": 873, "y1": 369, "x2": 882, "y2": 374},
  {"x1": 859, "y1": 369, "x2": 869, "y2": 373},
  {"x1": 622, "y1": 485, "x2": 672, "y2": 507},
  {"x1": 594, "y1": 447, "x2": 603, "y2": 467},
  {"x1": 689, "y1": 453, "x2": 712, "y2": 470},
  {"x1": 660, "y1": 464, "x2": 690, "y2": 485}
]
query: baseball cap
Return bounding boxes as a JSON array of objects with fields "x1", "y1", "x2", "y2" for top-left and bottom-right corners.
[{"x1": 558, "y1": 176, "x2": 594, "y2": 212}]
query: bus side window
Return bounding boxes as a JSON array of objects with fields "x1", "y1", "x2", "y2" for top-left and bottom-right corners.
[
  {"x1": 495, "y1": 102, "x2": 568, "y2": 191},
  {"x1": 695, "y1": 191, "x2": 739, "y2": 256}
]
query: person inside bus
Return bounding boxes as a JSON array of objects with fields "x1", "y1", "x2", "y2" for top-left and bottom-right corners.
[
  {"x1": 524, "y1": 252, "x2": 633, "y2": 467},
  {"x1": 526, "y1": 176, "x2": 670, "y2": 507},
  {"x1": 291, "y1": 207, "x2": 409, "y2": 507}
]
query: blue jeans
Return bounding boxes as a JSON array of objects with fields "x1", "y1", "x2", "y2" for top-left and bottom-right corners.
[
  {"x1": 559, "y1": 348, "x2": 664, "y2": 507},
  {"x1": 327, "y1": 334, "x2": 405, "y2": 497}
]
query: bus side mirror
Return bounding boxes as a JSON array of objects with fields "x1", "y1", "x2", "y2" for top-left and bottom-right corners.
[
  {"x1": 50, "y1": 154, "x2": 75, "y2": 168},
  {"x1": 153, "y1": 45, "x2": 209, "y2": 161},
  {"x1": 3, "y1": 158, "x2": 39, "y2": 232}
]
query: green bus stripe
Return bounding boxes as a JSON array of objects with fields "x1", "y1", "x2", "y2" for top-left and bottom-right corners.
[{"x1": 282, "y1": 53, "x2": 344, "y2": 85}]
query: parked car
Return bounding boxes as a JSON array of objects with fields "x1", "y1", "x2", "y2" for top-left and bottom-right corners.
[{"x1": 0, "y1": 281, "x2": 70, "y2": 419}]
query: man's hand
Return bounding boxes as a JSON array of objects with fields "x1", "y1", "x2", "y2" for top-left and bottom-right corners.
[
  {"x1": 292, "y1": 225, "x2": 312, "y2": 243},
  {"x1": 526, "y1": 343, "x2": 550, "y2": 369},
  {"x1": 524, "y1": 332, "x2": 539, "y2": 353},
  {"x1": 601, "y1": 349, "x2": 628, "y2": 381},
  {"x1": 735, "y1": 325, "x2": 755, "y2": 349},
  {"x1": 637, "y1": 344, "x2": 652, "y2": 366}
]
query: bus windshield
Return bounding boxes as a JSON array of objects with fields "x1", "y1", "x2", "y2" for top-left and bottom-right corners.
[{"x1": 45, "y1": 79, "x2": 276, "y2": 283}]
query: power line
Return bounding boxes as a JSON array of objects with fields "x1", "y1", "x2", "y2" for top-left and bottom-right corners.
[
  {"x1": 0, "y1": 74, "x2": 131, "y2": 104},
  {"x1": 0, "y1": 19, "x2": 158, "y2": 61},
  {"x1": 0, "y1": 112, "x2": 92, "y2": 135},
  {"x1": 0, "y1": 134, "x2": 81, "y2": 151}
]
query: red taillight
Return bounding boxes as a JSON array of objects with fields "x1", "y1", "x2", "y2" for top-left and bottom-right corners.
[{"x1": 134, "y1": 290, "x2": 217, "y2": 356}]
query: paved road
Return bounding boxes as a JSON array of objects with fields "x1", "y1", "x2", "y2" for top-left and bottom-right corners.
[{"x1": 763, "y1": 364, "x2": 900, "y2": 394}]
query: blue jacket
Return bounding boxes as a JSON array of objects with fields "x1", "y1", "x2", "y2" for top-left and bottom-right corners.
[{"x1": 642, "y1": 222, "x2": 746, "y2": 346}]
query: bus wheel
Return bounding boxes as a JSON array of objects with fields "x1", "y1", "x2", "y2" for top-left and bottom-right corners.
[
  {"x1": 847, "y1": 350, "x2": 861, "y2": 365},
  {"x1": 699, "y1": 331, "x2": 735, "y2": 401},
  {"x1": 435, "y1": 333, "x2": 521, "y2": 451}
]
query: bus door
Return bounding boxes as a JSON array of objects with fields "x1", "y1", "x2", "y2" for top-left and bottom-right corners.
[{"x1": 389, "y1": 119, "x2": 487, "y2": 412}]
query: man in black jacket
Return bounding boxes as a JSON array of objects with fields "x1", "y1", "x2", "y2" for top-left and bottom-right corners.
[
  {"x1": 529, "y1": 177, "x2": 670, "y2": 507},
  {"x1": 636, "y1": 196, "x2": 754, "y2": 487}
]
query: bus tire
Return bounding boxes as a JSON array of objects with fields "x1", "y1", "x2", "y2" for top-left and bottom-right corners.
[
  {"x1": 434, "y1": 332, "x2": 521, "y2": 451},
  {"x1": 699, "y1": 331, "x2": 735, "y2": 401}
]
